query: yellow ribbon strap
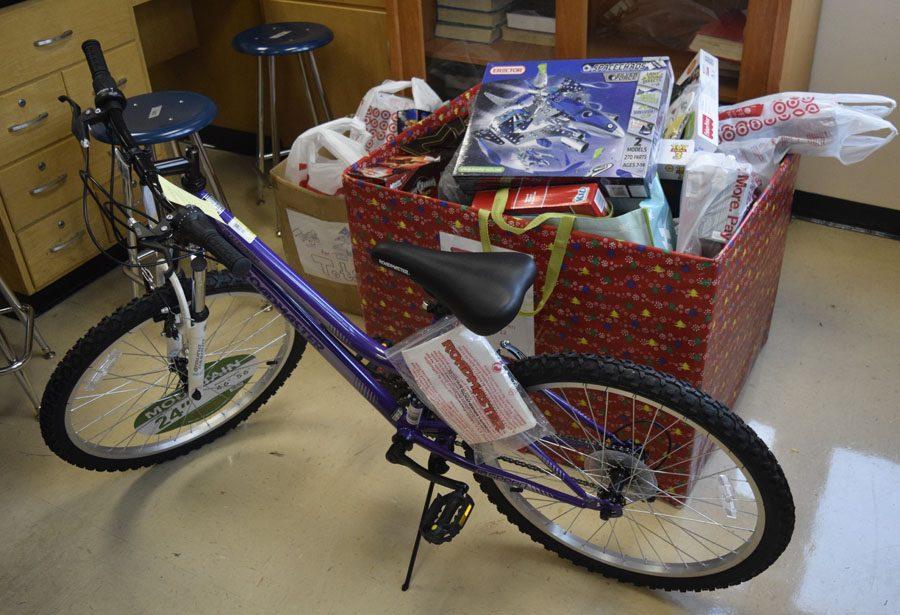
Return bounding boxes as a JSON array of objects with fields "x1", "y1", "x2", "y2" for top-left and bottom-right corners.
[{"x1": 477, "y1": 188, "x2": 575, "y2": 316}]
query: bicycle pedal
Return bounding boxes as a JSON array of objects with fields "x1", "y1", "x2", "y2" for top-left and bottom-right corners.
[{"x1": 420, "y1": 491, "x2": 474, "y2": 545}]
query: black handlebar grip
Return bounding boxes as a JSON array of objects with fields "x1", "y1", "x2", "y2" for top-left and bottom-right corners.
[
  {"x1": 81, "y1": 39, "x2": 117, "y2": 95},
  {"x1": 175, "y1": 209, "x2": 251, "y2": 278}
]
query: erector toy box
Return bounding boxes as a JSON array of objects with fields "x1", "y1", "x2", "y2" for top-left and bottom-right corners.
[{"x1": 453, "y1": 57, "x2": 673, "y2": 202}]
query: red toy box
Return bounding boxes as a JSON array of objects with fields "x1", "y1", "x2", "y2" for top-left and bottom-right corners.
[{"x1": 343, "y1": 86, "x2": 799, "y2": 496}]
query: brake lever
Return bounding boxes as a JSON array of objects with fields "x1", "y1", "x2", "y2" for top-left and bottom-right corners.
[{"x1": 58, "y1": 95, "x2": 89, "y2": 146}]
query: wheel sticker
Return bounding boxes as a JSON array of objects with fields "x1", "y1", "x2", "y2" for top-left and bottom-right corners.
[{"x1": 133, "y1": 354, "x2": 256, "y2": 435}]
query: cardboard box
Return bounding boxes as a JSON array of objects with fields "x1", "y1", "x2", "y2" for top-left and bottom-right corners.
[
  {"x1": 665, "y1": 50, "x2": 719, "y2": 151},
  {"x1": 453, "y1": 57, "x2": 673, "y2": 203},
  {"x1": 271, "y1": 161, "x2": 362, "y2": 315},
  {"x1": 656, "y1": 139, "x2": 696, "y2": 180},
  {"x1": 472, "y1": 183, "x2": 611, "y2": 217}
]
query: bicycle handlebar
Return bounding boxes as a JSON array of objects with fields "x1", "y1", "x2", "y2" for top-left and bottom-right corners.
[
  {"x1": 82, "y1": 39, "x2": 118, "y2": 98},
  {"x1": 173, "y1": 209, "x2": 252, "y2": 278},
  {"x1": 79, "y1": 40, "x2": 250, "y2": 278}
]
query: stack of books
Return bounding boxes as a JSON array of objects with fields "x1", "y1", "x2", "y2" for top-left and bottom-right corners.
[
  {"x1": 689, "y1": 10, "x2": 745, "y2": 63},
  {"x1": 502, "y1": 0, "x2": 556, "y2": 46},
  {"x1": 434, "y1": 0, "x2": 515, "y2": 44}
]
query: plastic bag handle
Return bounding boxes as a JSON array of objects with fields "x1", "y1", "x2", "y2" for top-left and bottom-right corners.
[
  {"x1": 368, "y1": 80, "x2": 414, "y2": 96},
  {"x1": 834, "y1": 111, "x2": 897, "y2": 164},
  {"x1": 411, "y1": 78, "x2": 443, "y2": 112},
  {"x1": 477, "y1": 189, "x2": 575, "y2": 317},
  {"x1": 832, "y1": 94, "x2": 897, "y2": 117}
]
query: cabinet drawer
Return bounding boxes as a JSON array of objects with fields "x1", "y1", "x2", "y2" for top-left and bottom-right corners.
[
  {"x1": 0, "y1": 139, "x2": 85, "y2": 231},
  {"x1": 17, "y1": 197, "x2": 109, "y2": 290},
  {"x1": 63, "y1": 42, "x2": 150, "y2": 110},
  {"x1": 0, "y1": 0, "x2": 132, "y2": 92},
  {"x1": 0, "y1": 73, "x2": 69, "y2": 166}
]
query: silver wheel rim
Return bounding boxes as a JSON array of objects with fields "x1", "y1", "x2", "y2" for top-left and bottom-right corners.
[
  {"x1": 489, "y1": 383, "x2": 766, "y2": 577},
  {"x1": 63, "y1": 291, "x2": 295, "y2": 459}
]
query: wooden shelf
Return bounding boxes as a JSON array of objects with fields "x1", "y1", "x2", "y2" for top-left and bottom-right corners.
[
  {"x1": 425, "y1": 36, "x2": 555, "y2": 66},
  {"x1": 588, "y1": 36, "x2": 697, "y2": 75},
  {"x1": 720, "y1": 79, "x2": 739, "y2": 103}
]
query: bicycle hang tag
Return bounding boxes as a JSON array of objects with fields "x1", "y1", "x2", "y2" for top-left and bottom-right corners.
[{"x1": 386, "y1": 317, "x2": 553, "y2": 453}]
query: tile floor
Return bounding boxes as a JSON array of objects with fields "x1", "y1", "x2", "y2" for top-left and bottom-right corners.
[{"x1": 1, "y1": 152, "x2": 899, "y2": 614}]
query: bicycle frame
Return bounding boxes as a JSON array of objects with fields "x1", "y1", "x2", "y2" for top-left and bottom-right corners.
[{"x1": 167, "y1": 187, "x2": 624, "y2": 512}]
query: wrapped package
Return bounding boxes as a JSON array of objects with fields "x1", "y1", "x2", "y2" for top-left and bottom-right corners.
[{"x1": 677, "y1": 152, "x2": 756, "y2": 255}]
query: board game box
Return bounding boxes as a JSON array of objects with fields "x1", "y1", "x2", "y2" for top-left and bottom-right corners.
[{"x1": 453, "y1": 57, "x2": 673, "y2": 203}]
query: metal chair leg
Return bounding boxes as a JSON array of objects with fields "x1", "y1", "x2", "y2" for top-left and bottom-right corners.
[
  {"x1": 307, "y1": 51, "x2": 332, "y2": 122},
  {"x1": 256, "y1": 55, "x2": 267, "y2": 205},
  {"x1": 0, "y1": 328, "x2": 40, "y2": 413},
  {"x1": 0, "y1": 275, "x2": 53, "y2": 415},
  {"x1": 190, "y1": 132, "x2": 229, "y2": 209},
  {"x1": 297, "y1": 53, "x2": 320, "y2": 126},
  {"x1": 268, "y1": 55, "x2": 282, "y2": 237}
]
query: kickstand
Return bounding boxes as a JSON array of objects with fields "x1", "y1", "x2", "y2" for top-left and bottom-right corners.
[{"x1": 401, "y1": 481, "x2": 435, "y2": 591}]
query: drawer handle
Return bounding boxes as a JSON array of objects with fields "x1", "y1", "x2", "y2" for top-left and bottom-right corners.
[
  {"x1": 33, "y1": 29, "x2": 74, "y2": 48},
  {"x1": 48, "y1": 229, "x2": 86, "y2": 253},
  {"x1": 29, "y1": 173, "x2": 68, "y2": 196},
  {"x1": 117, "y1": 77, "x2": 128, "y2": 88},
  {"x1": 8, "y1": 112, "x2": 49, "y2": 134}
]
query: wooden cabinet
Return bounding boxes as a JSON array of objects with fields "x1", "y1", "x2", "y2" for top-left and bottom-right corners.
[
  {"x1": 0, "y1": 0, "x2": 132, "y2": 92},
  {"x1": 262, "y1": 0, "x2": 392, "y2": 143},
  {"x1": 386, "y1": 0, "x2": 822, "y2": 104},
  {"x1": 0, "y1": 0, "x2": 151, "y2": 295}
]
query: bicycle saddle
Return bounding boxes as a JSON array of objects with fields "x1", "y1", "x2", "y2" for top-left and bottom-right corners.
[{"x1": 371, "y1": 241, "x2": 536, "y2": 336}]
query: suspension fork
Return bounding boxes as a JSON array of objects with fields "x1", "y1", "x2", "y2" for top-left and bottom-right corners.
[{"x1": 166, "y1": 252, "x2": 209, "y2": 402}]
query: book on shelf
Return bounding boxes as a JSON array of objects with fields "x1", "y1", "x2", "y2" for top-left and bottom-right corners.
[
  {"x1": 436, "y1": 6, "x2": 506, "y2": 28},
  {"x1": 501, "y1": 25, "x2": 554, "y2": 47},
  {"x1": 506, "y1": 0, "x2": 556, "y2": 33},
  {"x1": 435, "y1": 21, "x2": 501, "y2": 44},
  {"x1": 689, "y1": 10, "x2": 745, "y2": 63},
  {"x1": 437, "y1": 0, "x2": 514, "y2": 12}
]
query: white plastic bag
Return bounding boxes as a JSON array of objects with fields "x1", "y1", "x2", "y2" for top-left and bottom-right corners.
[
  {"x1": 678, "y1": 152, "x2": 756, "y2": 255},
  {"x1": 718, "y1": 92, "x2": 897, "y2": 178},
  {"x1": 284, "y1": 117, "x2": 370, "y2": 195},
  {"x1": 354, "y1": 79, "x2": 443, "y2": 150}
]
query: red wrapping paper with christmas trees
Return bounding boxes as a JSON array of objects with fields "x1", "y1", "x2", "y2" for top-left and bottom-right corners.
[{"x1": 343, "y1": 87, "x2": 799, "y2": 496}]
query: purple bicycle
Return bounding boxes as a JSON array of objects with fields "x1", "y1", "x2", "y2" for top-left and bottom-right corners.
[{"x1": 39, "y1": 41, "x2": 794, "y2": 592}]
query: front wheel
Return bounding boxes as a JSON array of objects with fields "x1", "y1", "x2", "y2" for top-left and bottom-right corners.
[
  {"x1": 40, "y1": 271, "x2": 305, "y2": 471},
  {"x1": 476, "y1": 353, "x2": 794, "y2": 591}
]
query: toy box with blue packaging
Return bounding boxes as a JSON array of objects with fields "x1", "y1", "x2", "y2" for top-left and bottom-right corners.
[{"x1": 453, "y1": 57, "x2": 674, "y2": 203}]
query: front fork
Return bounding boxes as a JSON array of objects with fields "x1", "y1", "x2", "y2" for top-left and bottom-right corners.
[{"x1": 166, "y1": 252, "x2": 209, "y2": 402}]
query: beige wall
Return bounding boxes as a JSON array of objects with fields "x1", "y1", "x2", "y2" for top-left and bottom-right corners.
[{"x1": 795, "y1": 0, "x2": 900, "y2": 210}]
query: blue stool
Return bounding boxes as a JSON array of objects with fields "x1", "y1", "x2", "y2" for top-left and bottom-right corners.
[
  {"x1": 233, "y1": 22, "x2": 334, "y2": 208},
  {"x1": 91, "y1": 90, "x2": 228, "y2": 296},
  {"x1": 90, "y1": 90, "x2": 228, "y2": 208}
]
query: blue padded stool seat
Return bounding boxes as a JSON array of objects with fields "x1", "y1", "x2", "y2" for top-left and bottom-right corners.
[
  {"x1": 232, "y1": 22, "x2": 333, "y2": 56},
  {"x1": 91, "y1": 90, "x2": 218, "y2": 146}
]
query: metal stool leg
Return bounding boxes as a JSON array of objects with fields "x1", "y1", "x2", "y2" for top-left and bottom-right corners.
[
  {"x1": 297, "y1": 54, "x2": 320, "y2": 126},
  {"x1": 307, "y1": 51, "x2": 332, "y2": 121},
  {"x1": 256, "y1": 55, "x2": 267, "y2": 205},
  {"x1": 268, "y1": 55, "x2": 282, "y2": 237},
  {"x1": 0, "y1": 275, "x2": 53, "y2": 414},
  {"x1": 190, "y1": 133, "x2": 229, "y2": 208},
  {"x1": 0, "y1": 328, "x2": 40, "y2": 413}
]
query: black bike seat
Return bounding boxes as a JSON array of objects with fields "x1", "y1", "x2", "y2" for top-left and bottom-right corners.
[{"x1": 371, "y1": 241, "x2": 536, "y2": 336}]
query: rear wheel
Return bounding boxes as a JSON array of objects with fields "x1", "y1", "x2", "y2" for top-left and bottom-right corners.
[
  {"x1": 40, "y1": 271, "x2": 305, "y2": 471},
  {"x1": 475, "y1": 353, "x2": 794, "y2": 591}
]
